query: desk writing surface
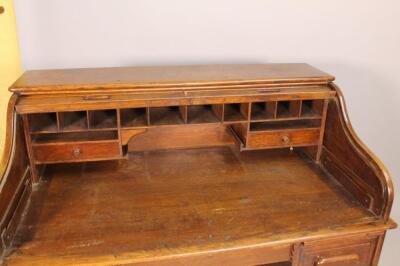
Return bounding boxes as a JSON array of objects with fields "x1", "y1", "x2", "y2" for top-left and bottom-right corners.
[{"x1": 7, "y1": 147, "x2": 378, "y2": 266}]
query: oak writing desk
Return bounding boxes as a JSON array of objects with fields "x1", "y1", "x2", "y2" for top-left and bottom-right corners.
[{"x1": 0, "y1": 64, "x2": 396, "y2": 265}]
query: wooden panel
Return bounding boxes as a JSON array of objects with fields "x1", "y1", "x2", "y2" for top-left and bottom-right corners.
[
  {"x1": 127, "y1": 124, "x2": 236, "y2": 152},
  {"x1": 10, "y1": 64, "x2": 335, "y2": 95},
  {"x1": 247, "y1": 129, "x2": 320, "y2": 149},
  {"x1": 33, "y1": 141, "x2": 121, "y2": 163},
  {"x1": 121, "y1": 129, "x2": 147, "y2": 145}
]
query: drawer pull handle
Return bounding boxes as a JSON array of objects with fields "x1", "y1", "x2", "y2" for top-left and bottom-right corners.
[
  {"x1": 83, "y1": 95, "x2": 111, "y2": 101},
  {"x1": 72, "y1": 148, "x2": 81, "y2": 158},
  {"x1": 281, "y1": 135, "x2": 290, "y2": 144},
  {"x1": 315, "y1": 253, "x2": 360, "y2": 265}
]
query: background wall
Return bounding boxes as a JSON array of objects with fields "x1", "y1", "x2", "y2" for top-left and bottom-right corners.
[{"x1": 13, "y1": 0, "x2": 400, "y2": 264}]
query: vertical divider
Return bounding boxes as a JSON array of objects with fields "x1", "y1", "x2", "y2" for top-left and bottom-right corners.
[
  {"x1": 22, "y1": 115, "x2": 39, "y2": 183},
  {"x1": 56, "y1": 112, "x2": 62, "y2": 131},
  {"x1": 146, "y1": 107, "x2": 151, "y2": 126},
  {"x1": 313, "y1": 100, "x2": 324, "y2": 115},
  {"x1": 116, "y1": 109, "x2": 123, "y2": 156},
  {"x1": 240, "y1": 103, "x2": 250, "y2": 120},
  {"x1": 245, "y1": 101, "x2": 251, "y2": 148},
  {"x1": 290, "y1": 101, "x2": 301, "y2": 118},
  {"x1": 86, "y1": 110, "x2": 91, "y2": 129},
  {"x1": 212, "y1": 104, "x2": 223, "y2": 122},
  {"x1": 298, "y1": 100, "x2": 303, "y2": 118},
  {"x1": 316, "y1": 99, "x2": 330, "y2": 162},
  {"x1": 271, "y1": 101, "x2": 278, "y2": 119},
  {"x1": 179, "y1": 106, "x2": 188, "y2": 124}
]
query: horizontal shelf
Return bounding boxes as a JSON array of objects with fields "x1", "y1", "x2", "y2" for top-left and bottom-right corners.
[
  {"x1": 250, "y1": 116, "x2": 322, "y2": 123},
  {"x1": 32, "y1": 131, "x2": 119, "y2": 145},
  {"x1": 250, "y1": 119, "x2": 322, "y2": 132}
]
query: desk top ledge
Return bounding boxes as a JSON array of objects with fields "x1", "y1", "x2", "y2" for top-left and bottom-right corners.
[{"x1": 10, "y1": 63, "x2": 335, "y2": 95}]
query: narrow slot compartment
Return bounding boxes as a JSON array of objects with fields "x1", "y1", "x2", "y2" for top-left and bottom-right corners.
[
  {"x1": 224, "y1": 103, "x2": 249, "y2": 122},
  {"x1": 187, "y1": 105, "x2": 220, "y2": 124},
  {"x1": 32, "y1": 130, "x2": 118, "y2": 144},
  {"x1": 28, "y1": 113, "x2": 58, "y2": 133},
  {"x1": 301, "y1": 99, "x2": 324, "y2": 118},
  {"x1": 251, "y1": 102, "x2": 276, "y2": 121},
  {"x1": 88, "y1": 109, "x2": 117, "y2": 129},
  {"x1": 250, "y1": 119, "x2": 321, "y2": 132},
  {"x1": 120, "y1": 108, "x2": 148, "y2": 128},
  {"x1": 276, "y1": 100, "x2": 301, "y2": 118},
  {"x1": 150, "y1": 106, "x2": 185, "y2": 125},
  {"x1": 58, "y1": 111, "x2": 88, "y2": 131}
]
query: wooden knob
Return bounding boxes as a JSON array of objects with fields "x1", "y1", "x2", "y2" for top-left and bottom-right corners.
[
  {"x1": 0, "y1": 6, "x2": 5, "y2": 14},
  {"x1": 72, "y1": 148, "x2": 81, "y2": 158},
  {"x1": 281, "y1": 135, "x2": 290, "y2": 144}
]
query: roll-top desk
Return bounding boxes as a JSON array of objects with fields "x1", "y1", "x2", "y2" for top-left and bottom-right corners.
[{"x1": 0, "y1": 64, "x2": 396, "y2": 265}]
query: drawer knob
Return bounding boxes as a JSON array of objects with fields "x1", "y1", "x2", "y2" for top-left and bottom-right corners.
[
  {"x1": 72, "y1": 148, "x2": 81, "y2": 158},
  {"x1": 281, "y1": 135, "x2": 290, "y2": 144}
]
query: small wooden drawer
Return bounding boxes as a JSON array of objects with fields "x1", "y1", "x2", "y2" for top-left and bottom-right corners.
[
  {"x1": 33, "y1": 141, "x2": 121, "y2": 164},
  {"x1": 299, "y1": 236, "x2": 377, "y2": 266},
  {"x1": 247, "y1": 128, "x2": 320, "y2": 149}
]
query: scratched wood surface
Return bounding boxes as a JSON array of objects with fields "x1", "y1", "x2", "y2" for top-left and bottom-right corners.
[{"x1": 6, "y1": 147, "x2": 377, "y2": 265}]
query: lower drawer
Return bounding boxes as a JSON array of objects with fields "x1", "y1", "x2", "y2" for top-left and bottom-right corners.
[
  {"x1": 247, "y1": 128, "x2": 320, "y2": 149},
  {"x1": 33, "y1": 141, "x2": 121, "y2": 163},
  {"x1": 300, "y1": 236, "x2": 378, "y2": 266}
]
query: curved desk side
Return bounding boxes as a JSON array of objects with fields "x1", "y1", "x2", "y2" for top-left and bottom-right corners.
[
  {"x1": 0, "y1": 94, "x2": 32, "y2": 258},
  {"x1": 321, "y1": 83, "x2": 394, "y2": 222}
]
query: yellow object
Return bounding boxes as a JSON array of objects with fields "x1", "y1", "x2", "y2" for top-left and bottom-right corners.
[{"x1": 0, "y1": 0, "x2": 22, "y2": 157}]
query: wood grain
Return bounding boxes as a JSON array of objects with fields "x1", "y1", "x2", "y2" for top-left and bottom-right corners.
[{"x1": 10, "y1": 64, "x2": 335, "y2": 95}]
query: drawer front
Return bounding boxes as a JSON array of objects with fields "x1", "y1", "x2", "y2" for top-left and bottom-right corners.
[
  {"x1": 247, "y1": 129, "x2": 320, "y2": 149},
  {"x1": 300, "y1": 237, "x2": 377, "y2": 266},
  {"x1": 33, "y1": 141, "x2": 121, "y2": 163}
]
